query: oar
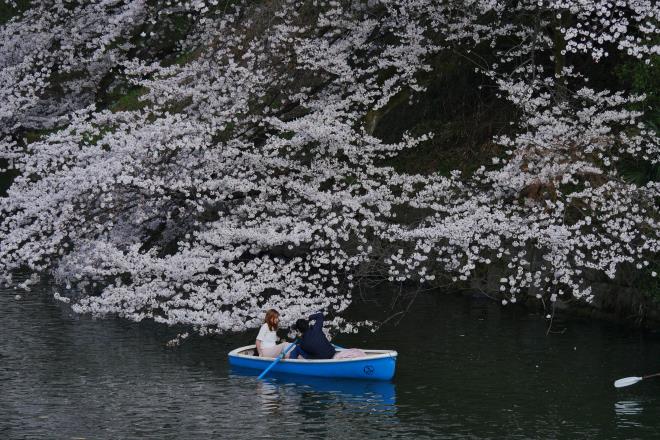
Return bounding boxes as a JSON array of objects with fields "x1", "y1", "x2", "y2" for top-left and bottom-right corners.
[
  {"x1": 258, "y1": 340, "x2": 298, "y2": 380},
  {"x1": 614, "y1": 372, "x2": 660, "y2": 388}
]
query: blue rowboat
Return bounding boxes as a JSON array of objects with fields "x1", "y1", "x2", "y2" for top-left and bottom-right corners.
[{"x1": 228, "y1": 345, "x2": 397, "y2": 381}]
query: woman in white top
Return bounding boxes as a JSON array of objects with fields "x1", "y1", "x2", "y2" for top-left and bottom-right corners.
[{"x1": 256, "y1": 309, "x2": 289, "y2": 358}]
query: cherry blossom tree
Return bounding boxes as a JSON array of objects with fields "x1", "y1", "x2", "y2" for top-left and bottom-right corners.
[
  {"x1": 0, "y1": 0, "x2": 437, "y2": 333},
  {"x1": 391, "y1": 0, "x2": 659, "y2": 308},
  {"x1": 0, "y1": 0, "x2": 658, "y2": 334}
]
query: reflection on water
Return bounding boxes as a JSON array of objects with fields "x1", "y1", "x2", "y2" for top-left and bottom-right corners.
[
  {"x1": 254, "y1": 379, "x2": 285, "y2": 414},
  {"x1": 615, "y1": 400, "x2": 643, "y2": 416},
  {"x1": 615, "y1": 400, "x2": 643, "y2": 429},
  {"x1": 4, "y1": 280, "x2": 660, "y2": 438},
  {"x1": 232, "y1": 367, "x2": 397, "y2": 414}
]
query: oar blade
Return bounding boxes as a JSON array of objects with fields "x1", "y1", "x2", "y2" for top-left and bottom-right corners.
[{"x1": 614, "y1": 376, "x2": 642, "y2": 388}]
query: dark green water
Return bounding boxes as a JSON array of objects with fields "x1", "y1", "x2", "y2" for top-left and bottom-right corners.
[{"x1": 2, "y1": 281, "x2": 660, "y2": 439}]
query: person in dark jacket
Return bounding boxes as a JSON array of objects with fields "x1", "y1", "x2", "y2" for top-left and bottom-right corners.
[{"x1": 290, "y1": 312, "x2": 336, "y2": 359}]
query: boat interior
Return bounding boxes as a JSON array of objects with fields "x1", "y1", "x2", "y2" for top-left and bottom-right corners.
[{"x1": 235, "y1": 345, "x2": 393, "y2": 359}]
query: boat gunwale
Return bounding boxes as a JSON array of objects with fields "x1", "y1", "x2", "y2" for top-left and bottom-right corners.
[{"x1": 228, "y1": 344, "x2": 397, "y2": 364}]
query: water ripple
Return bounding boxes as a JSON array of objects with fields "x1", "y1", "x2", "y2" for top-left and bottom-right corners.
[{"x1": 3, "y1": 285, "x2": 660, "y2": 438}]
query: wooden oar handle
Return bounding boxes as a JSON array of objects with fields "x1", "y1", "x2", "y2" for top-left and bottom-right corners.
[{"x1": 642, "y1": 372, "x2": 660, "y2": 379}]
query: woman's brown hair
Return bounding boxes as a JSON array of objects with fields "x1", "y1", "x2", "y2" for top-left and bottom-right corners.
[{"x1": 264, "y1": 309, "x2": 280, "y2": 331}]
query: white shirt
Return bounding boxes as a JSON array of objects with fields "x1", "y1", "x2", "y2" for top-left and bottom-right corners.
[{"x1": 256, "y1": 323, "x2": 278, "y2": 348}]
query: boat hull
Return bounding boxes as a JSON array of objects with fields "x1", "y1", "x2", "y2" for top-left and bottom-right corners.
[{"x1": 228, "y1": 345, "x2": 397, "y2": 381}]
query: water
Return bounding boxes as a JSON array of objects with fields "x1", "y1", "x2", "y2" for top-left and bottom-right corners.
[{"x1": 2, "y1": 282, "x2": 660, "y2": 439}]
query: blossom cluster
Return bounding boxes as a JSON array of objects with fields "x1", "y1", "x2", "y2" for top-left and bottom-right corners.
[{"x1": 1, "y1": 0, "x2": 657, "y2": 333}]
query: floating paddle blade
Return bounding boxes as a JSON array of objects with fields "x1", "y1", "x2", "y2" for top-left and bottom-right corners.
[{"x1": 614, "y1": 376, "x2": 643, "y2": 388}]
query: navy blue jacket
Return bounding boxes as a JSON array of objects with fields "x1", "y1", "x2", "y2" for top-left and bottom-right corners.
[{"x1": 299, "y1": 312, "x2": 336, "y2": 359}]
